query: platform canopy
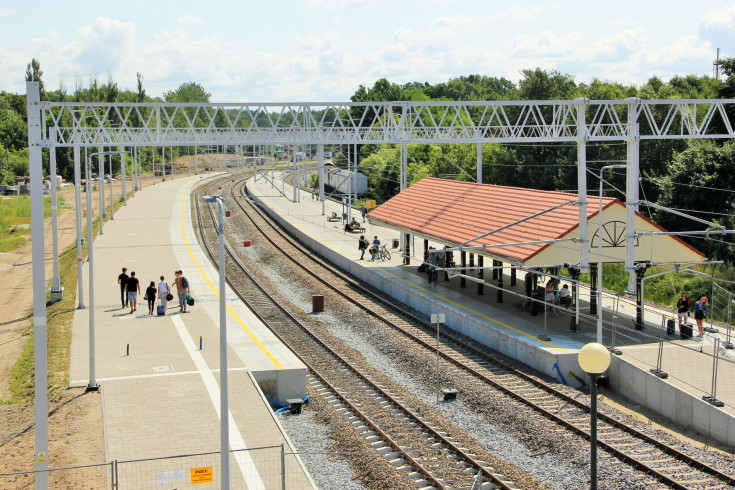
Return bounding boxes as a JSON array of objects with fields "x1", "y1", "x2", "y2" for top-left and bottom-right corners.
[{"x1": 367, "y1": 177, "x2": 704, "y2": 267}]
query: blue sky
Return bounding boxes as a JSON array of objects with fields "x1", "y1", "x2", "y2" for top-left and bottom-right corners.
[{"x1": 1, "y1": 0, "x2": 733, "y2": 101}]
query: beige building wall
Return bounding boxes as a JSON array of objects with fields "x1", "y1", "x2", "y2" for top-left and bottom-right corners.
[{"x1": 525, "y1": 203, "x2": 704, "y2": 267}]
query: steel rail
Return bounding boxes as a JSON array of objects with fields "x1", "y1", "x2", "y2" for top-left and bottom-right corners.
[
  {"x1": 194, "y1": 176, "x2": 512, "y2": 489},
  {"x1": 233, "y1": 178, "x2": 735, "y2": 489}
]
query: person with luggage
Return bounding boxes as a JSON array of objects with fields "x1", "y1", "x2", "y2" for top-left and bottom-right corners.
[
  {"x1": 117, "y1": 267, "x2": 129, "y2": 308},
  {"x1": 676, "y1": 292, "x2": 692, "y2": 331},
  {"x1": 693, "y1": 296, "x2": 709, "y2": 340},
  {"x1": 145, "y1": 281, "x2": 157, "y2": 315},
  {"x1": 124, "y1": 271, "x2": 140, "y2": 314},
  {"x1": 358, "y1": 235, "x2": 369, "y2": 260},
  {"x1": 157, "y1": 275, "x2": 171, "y2": 315},
  {"x1": 174, "y1": 270, "x2": 191, "y2": 313}
]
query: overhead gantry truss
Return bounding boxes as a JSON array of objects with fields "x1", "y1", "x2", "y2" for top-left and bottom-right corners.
[{"x1": 40, "y1": 98, "x2": 735, "y2": 147}]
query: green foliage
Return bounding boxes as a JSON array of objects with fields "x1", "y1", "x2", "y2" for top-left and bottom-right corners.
[
  {"x1": 654, "y1": 141, "x2": 735, "y2": 260},
  {"x1": 163, "y1": 82, "x2": 211, "y2": 103},
  {"x1": 24, "y1": 58, "x2": 45, "y2": 99},
  {"x1": 0, "y1": 195, "x2": 62, "y2": 251}
]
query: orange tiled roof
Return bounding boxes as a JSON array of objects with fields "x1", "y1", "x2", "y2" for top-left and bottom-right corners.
[{"x1": 367, "y1": 177, "x2": 618, "y2": 263}]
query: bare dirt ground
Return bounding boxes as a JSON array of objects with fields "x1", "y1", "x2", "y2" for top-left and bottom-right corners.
[{"x1": 0, "y1": 171, "x2": 174, "y2": 488}]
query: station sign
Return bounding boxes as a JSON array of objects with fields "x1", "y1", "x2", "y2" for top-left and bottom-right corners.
[
  {"x1": 191, "y1": 466, "x2": 213, "y2": 484},
  {"x1": 366, "y1": 200, "x2": 376, "y2": 208}
]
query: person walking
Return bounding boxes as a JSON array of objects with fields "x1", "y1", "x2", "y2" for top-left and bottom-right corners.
[
  {"x1": 693, "y1": 296, "x2": 709, "y2": 339},
  {"x1": 174, "y1": 270, "x2": 191, "y2": 313},
  {"x1": 124, "y1": 271, "x2": 140, "y2": 314},
  {"x1": 117, "y1": 267, "x2": 129, "y2": 308},
  {"x1": 358, "y1": 235, "x2": 368, "y2": 260},
  {"x1": 145, "y1": 281, "x2": 157, "y2": 315},
  {"x1": 426, "y1": 247, "x2": 438, "y2": 285},
  {"x1": 360, "y1": 204, "x2": 368, "y2": 222},
  {"x1": 158, "y1": 275, "x2": 171, "y2": 314}
]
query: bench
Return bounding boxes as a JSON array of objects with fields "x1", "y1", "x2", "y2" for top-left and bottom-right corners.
[
  {"x1": 347, "y1": 226, "x2": 365, "y2": 233},
  {"x1": 327, "y1": 215, "x2": 342, "y2": 222}
]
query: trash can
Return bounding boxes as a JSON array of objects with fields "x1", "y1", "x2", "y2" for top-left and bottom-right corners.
[
  {"x1": 312, "y1": 295, "x2": 324, "y2": 312},
  {"x1": 392, "y1": 238, "x2": 399, "y2": 249}
]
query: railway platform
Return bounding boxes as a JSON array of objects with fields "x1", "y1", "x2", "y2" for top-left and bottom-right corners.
[
  {"x1": 68, "y1": 172, "x2": 314, "y2": 488},
  {"x1": 248, "y1": 172, "x2": 735, "y2": 448}
]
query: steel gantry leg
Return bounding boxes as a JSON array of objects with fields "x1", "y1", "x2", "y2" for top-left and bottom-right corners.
[
  {"x1": 49, "y1": 128, "x2": 62, "y2": 302},
  {"x1": 74, "y1": 141, "x2": 85, "y2": 309},
  {"x1": 576, "y1": 98, "x2": 589, "y2": 274},
  {"x1": 318, "y1": 145, "x2": 325, "y2": 215},
  {"x1": 27, "y1": 81, "x2": 49, "y2": 490},
  {"x1": 626, "y1": 98, "x2": 640, "y2": 295}
]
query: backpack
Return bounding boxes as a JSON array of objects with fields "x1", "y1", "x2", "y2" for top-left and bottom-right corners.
[{"x1": 182, "y1": 276, "x2": 189, "y2": 289}]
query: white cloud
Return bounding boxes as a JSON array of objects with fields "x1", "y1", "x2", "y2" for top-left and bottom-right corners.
[
  {"x1": 177, "y1": 15, "x2": 204, "y2": 28},
  {"x1": 0, "y1": 8, "x2": 15, "y2": 19},
  {"x1": 305, "y1": 0, "x2": 388, "y2": 10},
  {"x1": 489, "y1": 5, "x2": 543, "y2": 23},
  {"x1": 701, "y1": 4, "x2": 735, "y2": 28},
  {"x1": 430, "y1": 15, "x2": 480, "y2": 32}
]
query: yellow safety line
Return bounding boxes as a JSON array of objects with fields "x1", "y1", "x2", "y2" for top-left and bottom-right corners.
[
  {"x1": 180, "y1": 181, "x2": 284, "y2": 369},
  {"x1": 249, "y1": 179, "x2": 570, "y2": 353}
]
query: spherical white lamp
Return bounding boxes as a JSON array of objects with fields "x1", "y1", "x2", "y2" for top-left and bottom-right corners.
[
  {"x1": 578, "y1": 342, "x2": 611, "y2": 490},
  {"x1": 578, "y1": 342, "x2": 611, "y2": 375}
]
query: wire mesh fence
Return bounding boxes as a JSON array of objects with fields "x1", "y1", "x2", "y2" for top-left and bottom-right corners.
[
  {"x1": 609, "y1": 309, "x2": 735, "y2": 410},
  {"x1": 1, "y1": 444, "x2": 314, "y2": 489},
  {"x1": 0, "y1": 462, "x2": 111, "y2": 489}
]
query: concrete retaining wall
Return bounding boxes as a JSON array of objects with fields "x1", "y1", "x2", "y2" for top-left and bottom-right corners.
[
  {"x1": 608, "y1": 355, "x2": 735, "y2": 447},
  {"x1": 250, "y1": 188, "x2": 735, "y2": 448}
]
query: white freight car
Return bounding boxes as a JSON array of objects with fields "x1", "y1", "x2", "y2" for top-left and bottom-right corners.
[{"x1": 324, "y1": 167, "x2": 368, "y2": 195}]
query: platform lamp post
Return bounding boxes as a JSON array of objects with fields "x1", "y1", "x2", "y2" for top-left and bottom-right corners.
[
  {"x1": 597, "y1": 164, "x2": 627, "y2": 343},
  {"x1": 578, "y1": 342, "x2": 611, "y2": 490},
  {"x1": 202, "y1": 195, "x2": 230, "y2": 490},
  {"x1": 85, "y1": 150, "x2": 127, "y2": 393}
]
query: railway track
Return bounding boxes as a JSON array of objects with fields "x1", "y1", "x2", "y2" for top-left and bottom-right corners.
[
  {"x1": 194, "y1": 176, "x2": 516, "y2": 489},
  {"x1": 219, "y1": 175, "x2": 735, "y2": 490}
]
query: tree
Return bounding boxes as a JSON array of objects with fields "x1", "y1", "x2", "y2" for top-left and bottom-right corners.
[
  {"x1": 25, "y1": 58, "x2": 45, "y2": 99},
  {"x1": 163, "y1": 82, "x2": 211, "y2": 103},
  {"x1": 136, "y1": 72, "x2": 146, "y2": 102},
  {"x1": 716, "y1": 57, "x2": 735, "y2": 78},
  {"x1": 654, "y1": 141, "x2": 735, "y2": 260},
  {"x1": 0, "y1": 96, "x2": 27, "y2": 152},
  {"x1": 515, "y1": 68, "x2": 576, "y2": 100}
]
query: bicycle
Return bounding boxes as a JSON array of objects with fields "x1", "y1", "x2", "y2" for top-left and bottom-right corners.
[{"x1": 379, "y1": 245, "x2": 391, "y2": 261}]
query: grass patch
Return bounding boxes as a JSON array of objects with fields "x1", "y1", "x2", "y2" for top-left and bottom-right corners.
[
  {"x1": 564, "y1": 263, "x2": 735, "y2": 322},
  {"x1": 3, "y1": 191, "x2": 113, "y2": 404},
  {"x1": 0, "y1": 195, "x2": 66, "y2": 252}
]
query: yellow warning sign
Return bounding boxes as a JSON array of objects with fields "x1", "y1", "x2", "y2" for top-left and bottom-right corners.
[
  {"x1": 366, "y1": 200, "x2": 376, "y2": 208},
  {"x1": 37, "y1": 452, "x2": 46, "y2": 463},
  {"x1": 191, "y1": 466, "x2": 213, "y2": 484}
]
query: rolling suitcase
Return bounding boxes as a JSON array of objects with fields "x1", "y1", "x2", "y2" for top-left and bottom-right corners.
[
  {"x1": 666, "y1": 319, "x2": 675, "y2": 335},
  {"x1": 157, "y1": 304, "x2": 166, "y2": 316},
  {"x1": 680, "y1": 322, "x2": 692, "y2": 339}
]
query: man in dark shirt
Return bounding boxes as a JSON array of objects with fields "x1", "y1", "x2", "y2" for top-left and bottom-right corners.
[
  {"x1": 124, "y1": 271, "x2": 141, "y2": 314},
  {"x1": 117, "y1": 267, "x2": 129, "y2": 308}
]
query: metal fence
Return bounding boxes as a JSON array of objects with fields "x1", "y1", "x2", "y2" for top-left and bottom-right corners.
[{"x1": 1, "y1": 444, "x2": 314, "y2": 490}]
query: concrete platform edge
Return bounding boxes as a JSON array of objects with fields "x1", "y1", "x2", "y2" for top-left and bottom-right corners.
[{"x1": 249, "y1": 181, "x2": 735, "y2": 449}]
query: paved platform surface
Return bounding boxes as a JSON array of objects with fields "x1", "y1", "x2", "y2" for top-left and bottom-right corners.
[
  {"x1": 69, "y1": 173, "x2": 314, "y2": 489},
  {"x1": 249, "y1": 172, "x2": 735, "y2": 415}
]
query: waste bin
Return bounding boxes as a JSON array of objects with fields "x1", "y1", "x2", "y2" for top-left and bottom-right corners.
[
  {"x1": 312, "y1": 295, "x2": 324, "y2": 312},
  {"x1": 392, "y1": 238, "x2": 399, "y2": 249}
]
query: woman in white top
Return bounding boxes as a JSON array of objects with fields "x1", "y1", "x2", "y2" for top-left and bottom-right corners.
[{"x1": 157, "y1": 275, "x2": 170, "y2": 312}]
